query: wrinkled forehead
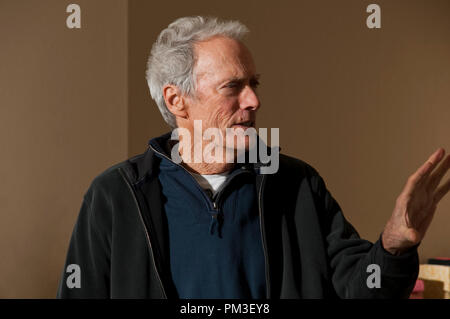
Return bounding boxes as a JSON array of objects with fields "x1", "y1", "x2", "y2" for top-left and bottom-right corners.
[{"x1": 193, "y1": 36, "x2": 256, "y2": 85}]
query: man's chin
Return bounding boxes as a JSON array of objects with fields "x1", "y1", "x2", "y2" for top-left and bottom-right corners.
[
  {"x1": 225, "y1": 136, "x2": 255, "y2": 152},
  {"x1": 230, "y1": 124, "x2": 254, "y2": 131}
]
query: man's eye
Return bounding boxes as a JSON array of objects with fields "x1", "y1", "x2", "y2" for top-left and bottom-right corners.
[{"x1": 226, "y1": 82, "x2": 239, "y2": 88}]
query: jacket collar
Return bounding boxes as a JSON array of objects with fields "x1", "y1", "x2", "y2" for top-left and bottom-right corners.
[{"x1": 132, "y1": 130, "x2": 280, "y2": 183}]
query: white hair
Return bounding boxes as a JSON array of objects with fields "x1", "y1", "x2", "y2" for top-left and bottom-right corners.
[{"x1": 145, "y1": 16, "x2": 250, "y2": 128}]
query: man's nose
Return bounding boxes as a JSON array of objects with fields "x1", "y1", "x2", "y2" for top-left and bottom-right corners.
[{"x1": 239, "y1": 85, "x2": 261, "y2": 111}]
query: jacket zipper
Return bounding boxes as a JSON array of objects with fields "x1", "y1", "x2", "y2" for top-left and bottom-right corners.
[
  {"x1": 258, "y1": 174, "x2": 270, "y2": 299},
  {"x1": 118, "y1": 168, "x2": 168, "y2": 299}
]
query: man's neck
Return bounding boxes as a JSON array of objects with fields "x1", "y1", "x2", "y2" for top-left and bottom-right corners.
[
  {"x1": 169, "y1": 130, "x2": 240, "y2": 174},
  {"x1": 178, "y1": 143, "x2": 236, "y2": 175},
  {"x1": 180, "y1": 161, "x2": 235, "y2": 175}
]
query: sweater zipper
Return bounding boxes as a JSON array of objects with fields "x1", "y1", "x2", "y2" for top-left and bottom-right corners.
[
  {"x1": 149, "y1": 144, "x2": 272, "y2": 297},
  {"x1": 149, "y1": 145, "x2": 214, "y2": 209},
  {"x1": 148, "y1": 144, "x2": 249, "y2": 216},
  {"x1": 258, "y1": 174, "x2": 270, "y2": 299},
  {"x1": 149, "y1": 145, "x2": 226, "y2": 237},
  {"x1": 119, "y1": 168, "x2": 168, "y2": 299},
  {"x1": 148, "y1": 143, "x2": 265, "y2": 290}
]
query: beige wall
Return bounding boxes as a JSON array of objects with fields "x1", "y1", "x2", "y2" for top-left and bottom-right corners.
[
  {"x1": 0, "y1": 0, "x2": 448, "y2": 298},
  {"x1": 0, "y1": 0, "x2": 128, "y2": 297}
]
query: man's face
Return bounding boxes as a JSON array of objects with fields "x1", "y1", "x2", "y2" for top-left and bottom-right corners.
[{"x1": 184, "y1": 36, "x2": 261, "y2": 152}]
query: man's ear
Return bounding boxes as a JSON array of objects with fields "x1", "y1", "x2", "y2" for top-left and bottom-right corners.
[{"x1": 163, "y1": 84, "x2": 188, "y2": 119}]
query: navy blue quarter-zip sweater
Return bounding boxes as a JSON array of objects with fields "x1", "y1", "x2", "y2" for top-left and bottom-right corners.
[{"x1": 148, "y1": 136, "x2": 267, "y2": 299}]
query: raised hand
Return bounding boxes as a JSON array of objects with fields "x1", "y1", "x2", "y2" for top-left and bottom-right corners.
[{"x1": 382, "y1": 148, "x2": 450, "y2": 255}]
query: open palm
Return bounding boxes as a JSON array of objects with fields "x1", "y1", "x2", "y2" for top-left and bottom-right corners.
[{"x1": 382, "y1": 148, "x2": 450, "y2": 255}]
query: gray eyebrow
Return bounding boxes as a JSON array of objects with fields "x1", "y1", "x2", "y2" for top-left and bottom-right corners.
[{"x1": 226, "y1": 74, "x2": 261, "y2": 82}]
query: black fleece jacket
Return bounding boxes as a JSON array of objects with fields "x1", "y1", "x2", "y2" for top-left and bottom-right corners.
[{"x1": 57, "y1": 132, "x2": 419, "y2": 298}]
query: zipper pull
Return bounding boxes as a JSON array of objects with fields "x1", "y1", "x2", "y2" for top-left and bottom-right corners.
[
  {"x1": 209, "y1": 212, "x2": 218, "y2": 235},
  {"x1": 209, "y1": 202, "x2": 222, "y2": 238}
]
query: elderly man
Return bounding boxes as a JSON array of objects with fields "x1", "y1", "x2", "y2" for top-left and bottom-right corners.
[{"x1": 57, "y1": 16, "x2": 450, "y2": 299}]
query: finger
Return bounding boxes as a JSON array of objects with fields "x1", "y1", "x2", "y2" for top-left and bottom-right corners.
[
  {"x1": 420, "y1": 148, "x2": 446, "y2": 180},
  {"x1": 434, "y1": 177, "x2": 450, "y2": 203},
  {"x1": 404, "y1": 148, "x2": 445, "y2": 194},
  {"x1": 427, "y1": 154, "x2": 450, "y2": 191}
]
